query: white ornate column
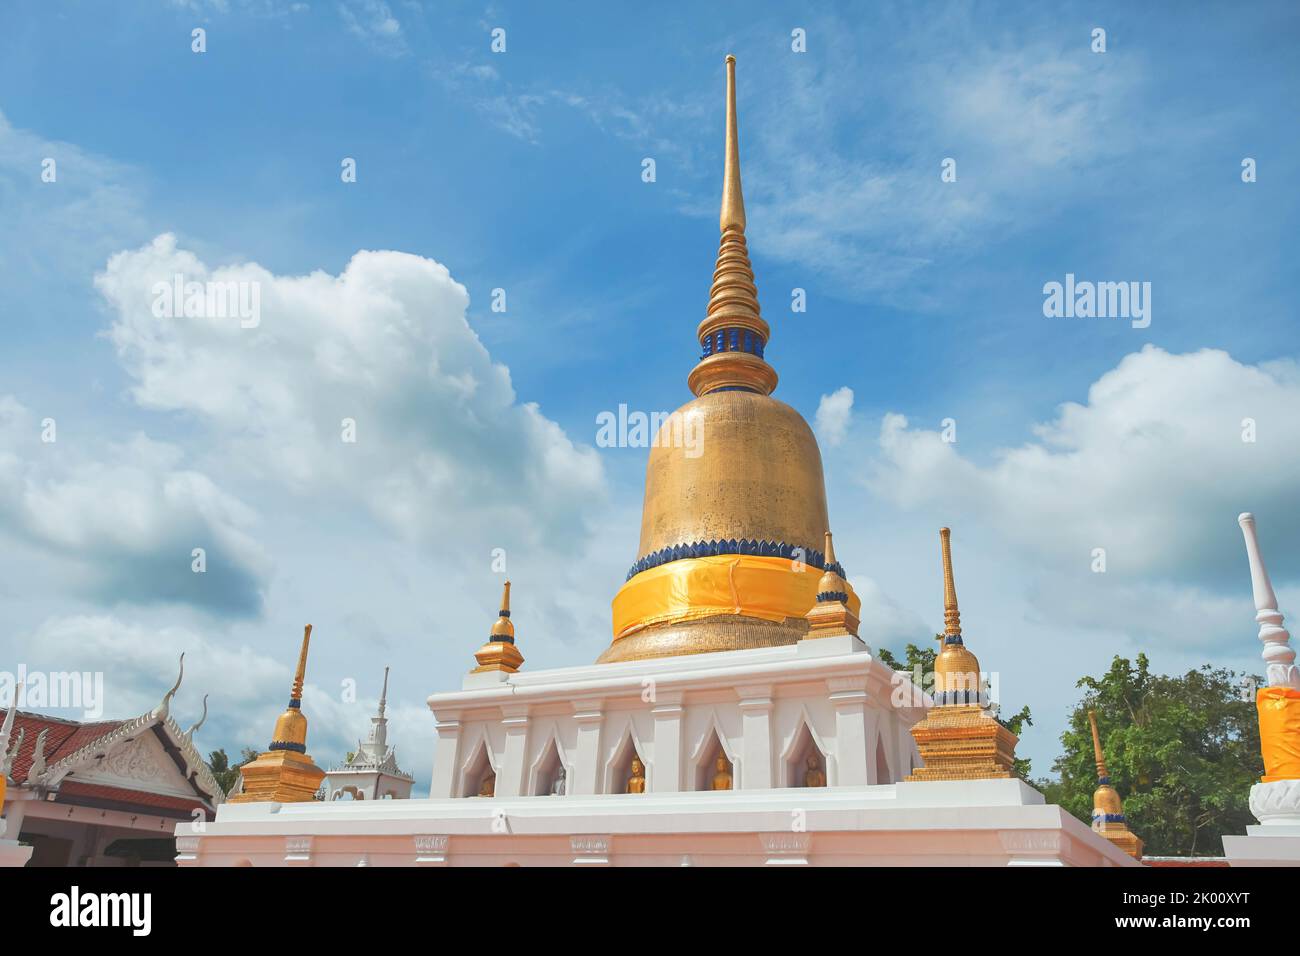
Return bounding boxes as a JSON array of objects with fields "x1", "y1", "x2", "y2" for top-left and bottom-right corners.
[
  {"x1": 429, "y1": 710, "x2": 462, "y2": 798},
  {"x1": 1239, "y1": 513, "x2": 1298, "y2": 689},
  {"x1": 1238, "y1": 513, "x2": 1300, "y2": 828},
  {"x1": 738, "y1": 683, "x2": 774, "y2": 790},
  {"x1": 571, "y1": 700, "x2": 605, "y2": 795},
  {"x1": 497, "y1": 705, "x2": 531, "y2": 797},
  {"x1": 828, "y1": 676, "x2": 869, "y2": 786},
  {"x1": 650, "y1": 691, "x2": 684, "y2": 793}
]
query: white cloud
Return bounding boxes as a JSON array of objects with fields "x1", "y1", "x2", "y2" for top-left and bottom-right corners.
[
  {"x1": 96, "y1": 234, "x2": 607, "y2": 553},
  {"x1": 815, "y1": 386, "x2": 854, "y2": 447},
  {"x1": 868, "y1": 345, "x2": 1300, "y2": 611},
  {"x1": 339, "y1": 0, "x2": 406, "y2": 56},
  {"x1": 0, "y1": 398, "x2": 269, "y2": 615}
]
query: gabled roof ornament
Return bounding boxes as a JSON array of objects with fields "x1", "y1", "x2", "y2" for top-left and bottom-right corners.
[
  {"x1": 153, "y1": 652, "x2": 185, "y2": 721},
  {"x1": 184, "y1": 693, "x2": 209, "y2": 743}
]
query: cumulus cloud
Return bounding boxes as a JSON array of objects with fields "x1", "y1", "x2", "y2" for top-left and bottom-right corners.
[
  {"x1": 869, "y1": 345, "x2": 1300, "y2": 590},
  {"x1": 815, "y1": 386, "x2": 854, "y2": 448},
  {"x1": 20, "y1": 614, "x2": 436, "y2": 787},
  {"x1": 95, "y1": 234, "x2": 607, "y2": 554},
  {"x1": 0, "y1": 398, "x2": 269, "y2": 615}
]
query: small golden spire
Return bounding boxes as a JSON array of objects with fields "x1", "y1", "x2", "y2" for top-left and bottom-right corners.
[
  {"x1": 490, "y1": 581, "x2": 515, "y2": 643},
  {"x1": 688, "y1": 54, "x2": 777, "y2": 398},
  {"x1": 1088, "y1": 709, "x2": 1109, "y2": 780},
  {"x1": 805, "y1": 530, "x2": 859, "y2": 639},
  {"x1": 473, "y1": 580, "x2": 524, "y2": 673},
  {"x1": 939, "y1": 527, "x2": 961, "y2": 637},
  {"x1": 290, "y1": 623, "x2": 312, "y2": 702},
  {"x1": 1086, "y1": 707, "x2": 1144, "y2": 858},
  {"x1": 229, "y1": 624, "x2": 325, "y2": 804}
]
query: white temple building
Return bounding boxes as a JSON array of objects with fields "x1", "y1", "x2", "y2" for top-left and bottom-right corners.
[{"x1": 323, "y1": 668, "x2": 413, "y2": 802}]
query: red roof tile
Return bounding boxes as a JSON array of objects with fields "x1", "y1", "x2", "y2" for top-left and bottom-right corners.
[
  {"x1": 3, "y1": 711, "x2": 128, "y2": 783},
  {"x1": 57, "y1": 780, "x2": 207, "y2": 815}
]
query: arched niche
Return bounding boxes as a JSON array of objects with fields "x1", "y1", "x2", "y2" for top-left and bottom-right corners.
[
  {"x1": 782, "y1": 717, "x2": 829, "y2": 789},
  {"x1": 604, "y1": 724, "x2": 648, "y2": 794},
  {"x1": 690, "y1": 721, "x2": 736, "y2": 792},
  {"x1": 529, "y1": 732, "x2": 569, "y2": 796},
  {"x1": 461, "y1": 735, "x2": 498, "y2": 798}
]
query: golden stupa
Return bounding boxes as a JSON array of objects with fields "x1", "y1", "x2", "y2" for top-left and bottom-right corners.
[
  {"x1": 471, "y1": 580, "x2": 524, "y2": 674},
  {"x1": 230, "y1": 624, "x2": 326, "y2": 803},
  {"x1": 906, "y1": 528, "x2": 1019, "y2": 782},
  {"x1": 601, "y1": 55, "x2": 859, "y2": 663},
  {"x1": 1087, "y1": 709, "x2": 1143, "y2": 858}
]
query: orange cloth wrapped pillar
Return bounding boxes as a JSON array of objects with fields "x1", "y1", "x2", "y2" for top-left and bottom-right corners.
[
  {"x1": 1258, "y1": 686, "x2": 1300, "y2": 782},
  {"x1": 611, "y1": 554, "x2": 860, "y2": 640}
]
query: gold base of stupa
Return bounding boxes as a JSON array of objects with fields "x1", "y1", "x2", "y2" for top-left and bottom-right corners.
[
  {"x1": 228, "y1": 748, "x2": 325, "y2": 803},
  {"x1": 1094, "y1": 824, "x2": 1144, "y2": 859},
  {"x1": 906, "y1": 704, "x2": 1019, "y2": 782},
  {"x1": 597, "y1": 614, "x2": 807, "y2": 663}
]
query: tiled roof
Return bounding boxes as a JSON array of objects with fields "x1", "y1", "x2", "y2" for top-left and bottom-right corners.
[
  {"x1": 3, "y1": 711, "x2": 127, "y2": 784},
  {"x1": 57, "y1": 780, "x2": 208, "y2": 815}
]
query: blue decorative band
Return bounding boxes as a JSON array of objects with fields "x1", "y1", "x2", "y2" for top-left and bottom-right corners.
[
  {"x1": 1093, "y1": 812, "x2": 1127, "y2": 823},
  {"x1": 699, "y1": 327, "x2": 767, "y2": 360},
  {"x1": 931, "y1": 690, "x2": 985, "y2": 706},
  {"x1": 286, "y1": 698, "x2": 301, "y2": 709},
  {"x1": 816, "y1": 590, "x2": 848, "y2": 604},
  {"x1": 489, "y1": 633, "x2": 515, "y2": 645},
  {"x1": 943, "y1": 635, "x2": 965, "y2": 646},
  {"x1": 711, "y1": 386, "x2": 761, "y2": 393},
  {"x1": 268, "y1": 740, "x2": 306, "y2": 753},
  {"x1": 499, "y1": 610, "x2": 511, "y2": 618},
  {"x1": 626, "y1": 539, "x2": 845, "y2": 582},
  {"x1": 1098, "y1": 775, "x2": 1111, "y2": 785}
]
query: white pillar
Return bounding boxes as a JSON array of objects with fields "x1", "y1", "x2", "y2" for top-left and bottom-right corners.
[
  {"x1": 498, "y1": 706, "x2": 531, "y2": 797},
  {"x1": 429, "y1": 713, "x2": 462, "y2": 798},
  {"x1": 572, "y1": 700, "x2": 604, "y2": 795},
  {"x1": 738, "y1": 683, "x2": 774, "y2": 790},
  {"x1": 650, "y1": 692, "x2": 684, "y2": 793},
  {"x1": 828, "y1": 676, "x2": 869, "y2": 786}
]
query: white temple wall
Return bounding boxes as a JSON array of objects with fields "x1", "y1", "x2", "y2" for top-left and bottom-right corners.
[{"x1": 427, "y1": 638, "x2": 924, "y2": 800}]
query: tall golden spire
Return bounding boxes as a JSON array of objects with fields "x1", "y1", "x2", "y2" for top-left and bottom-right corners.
[
  {"x1": 1087, "y1": 708, "x2": 1144, "y2": 858},
  {"x1": 1088, "y1": 709, "x2": 1109, "y2": 780},
  {"x1": 907, "y1": 527, "x2": 1018, "y2": 782},
  {"x1": 687, "y1": 55, "x2": 777, "y2": 398},
  {"x1": 473, "y1": 580, "x2": 524, "y2": 673},
  {"x1": 940, "y1": 527, "x2": 961, "y2": 637},
  {"x1": 230, "y1": 624, "x2": 325, "y2": 803}
]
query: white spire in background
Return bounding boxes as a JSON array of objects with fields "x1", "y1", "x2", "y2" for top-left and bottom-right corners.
[{"x1": 1239, "y1": 513, "x2": 1298, "y2": 689}]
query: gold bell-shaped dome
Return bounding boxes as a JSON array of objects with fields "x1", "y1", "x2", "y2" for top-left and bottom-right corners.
[{"x1": 601, "y1": 56, "x2": 855, "y2": 663}]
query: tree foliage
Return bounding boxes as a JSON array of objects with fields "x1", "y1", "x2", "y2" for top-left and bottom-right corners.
[
  {"x1": 1036, "y1": 654, "x2": 1262, "y2": 857},
  {"x1": 207, "y1": 746, "x2": 261, "y2": 795}
]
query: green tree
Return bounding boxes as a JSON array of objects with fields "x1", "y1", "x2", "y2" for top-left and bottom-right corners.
[
  {"x1": 207, "y1": 747, "x2": 261, "y2": 795},
  {"x1": 1037, "y1": 654, "x2": 1262, "y2": 857},
  {"x1": 879, "y1": 636, "x2": 1034, "y2": 779}
]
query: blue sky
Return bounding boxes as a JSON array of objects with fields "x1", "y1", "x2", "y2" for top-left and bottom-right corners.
[{"x1": 1, "y1": 0, "x2": 1298, "y2": 785}]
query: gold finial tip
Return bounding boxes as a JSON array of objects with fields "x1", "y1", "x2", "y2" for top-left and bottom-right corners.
[
  {"x1": 726, "y1": 54, "x2": 735, "y2": 63},
  {"x1": 1239, "y1": 512, "x2": 1254, "y2": 525},
  {"x1": 940, "y1": 527, "x2": 951, "y2": 537}
]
